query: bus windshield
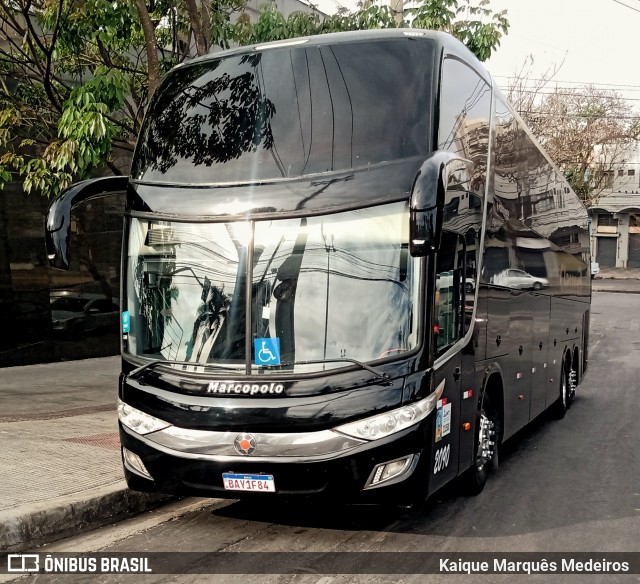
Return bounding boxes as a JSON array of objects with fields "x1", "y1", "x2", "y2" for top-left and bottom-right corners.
[
  {"x1": 131, "y1": 38, "x2": 433, "y2": 184},
  {"x1": 125, "y1": 202, "x2": 421, "y2": 373}
]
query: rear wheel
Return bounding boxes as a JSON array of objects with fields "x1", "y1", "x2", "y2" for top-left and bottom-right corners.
[
  {"x1": 552, "y1": 366, "x2": 570, "y2": 419},
  {"x1": 460, "y1": 393, "x2": 500, "y2": 495},
  {"x1": 568, "y1": 362, "x2": 578, "y2": 405}
]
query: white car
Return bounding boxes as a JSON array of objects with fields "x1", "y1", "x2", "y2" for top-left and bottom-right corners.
[
  {"x1": 591, "y1": 261, "x2": 600, "y2": 279},
  {"x1": 494, "y1": 269, "x2": 549, "y2": 291}
]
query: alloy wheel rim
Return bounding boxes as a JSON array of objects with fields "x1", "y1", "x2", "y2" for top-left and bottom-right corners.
[{"x1": 476, "y1": 411, "x2": 495, "y2": 470}]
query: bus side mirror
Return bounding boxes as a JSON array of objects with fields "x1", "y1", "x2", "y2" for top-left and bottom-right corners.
[
  {"x1": 45, "y1": 176, "x2": 128, "y2": 270},
  {"x1": 409, "y1": 151, "x2": 472, "y2": 257}
]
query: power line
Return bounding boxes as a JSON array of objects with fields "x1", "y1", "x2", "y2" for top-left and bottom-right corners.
[
  {"x1": 517, "y1": 111, "x2": 640, "y2": 120},
  {"x1": 506, "y1": 88, "x2": 640, "y2": 102},
  {"x1": 493, "y1": 76, "x2": 640, "y2": 91},
  {"x1": 502, "y1": 88, "x2": 640, "y2": 101},
  {"x1": 500, "y1": 86, "x2": 640, "y2": 108}
]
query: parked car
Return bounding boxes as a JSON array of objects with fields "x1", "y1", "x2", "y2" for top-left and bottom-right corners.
[
  {"x1": 0, "y1": 298, "x2": 51, "y2": 347},
  {"x1": 591, "y1": 261, "x2": 600, "y2": 279},
  {"x1": 50, "y1": 292, "x2": 119, "y2": 337},
  {"x1": 493, "y1": 269, "x2": 549, "y2": 291}
]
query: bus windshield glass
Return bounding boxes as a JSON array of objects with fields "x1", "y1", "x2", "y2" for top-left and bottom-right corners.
[
  {"x1": 125, "y1": 202, "x2": 421, "y2": 373},
  {"x1": 132, "y1": 39, "x2": 433, "y2": 184}
]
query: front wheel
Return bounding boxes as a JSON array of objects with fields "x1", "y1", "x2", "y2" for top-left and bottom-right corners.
[{"x1": 460, "y1": 393, "x2": 500, "y2": 495}]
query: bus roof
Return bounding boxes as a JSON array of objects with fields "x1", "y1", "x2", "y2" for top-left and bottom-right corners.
[{"x1": 179, "y1": 28, "x2": 488, "y2": 79}]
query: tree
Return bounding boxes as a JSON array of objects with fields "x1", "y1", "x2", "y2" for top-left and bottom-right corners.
[
  {"x1": 0, "y1": 0, "x2": 509, "y2": 198},
  {"x1": 507, "y1": 60, "x2": 640, "y2": 206}
]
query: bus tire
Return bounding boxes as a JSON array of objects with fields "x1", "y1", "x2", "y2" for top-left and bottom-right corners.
[
  {"x1": 551, "y1": 366, "x2": 570, "y2": 419},
  {"x1": 460, "y1": 393, "x2": 499, "y2": 496}
]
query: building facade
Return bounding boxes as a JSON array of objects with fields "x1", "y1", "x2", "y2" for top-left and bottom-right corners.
[
  {"x1": 589, "y1": 145, "x2": 640, "y2": 268},
  {"x1": 0, "y1": 0, "x2": 324, "y2": 368}
]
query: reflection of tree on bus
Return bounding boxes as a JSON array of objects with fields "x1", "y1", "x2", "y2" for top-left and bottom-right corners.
[{"x1": 185, "y1": 277, "x2": 229, "y2": 362}]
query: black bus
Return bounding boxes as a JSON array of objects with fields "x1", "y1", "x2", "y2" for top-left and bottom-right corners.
[{"x1": 46, "y1": 29, "x2": 591, "y2": 504}]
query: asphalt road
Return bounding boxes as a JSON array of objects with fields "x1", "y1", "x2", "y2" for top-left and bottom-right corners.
[{"x1": 11, "y1": 292, "x2": 640, "y2": 584}]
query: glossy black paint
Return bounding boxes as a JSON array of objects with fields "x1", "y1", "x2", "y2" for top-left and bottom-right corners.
[
  {"x1": 119, "y1": 415, "x2": 435, "y2": 504},
  {"x1": 127, "y1": 158, "x2": 424, "y2": 220},
  {"x1": 476, "y1": 90, "x2": 590, "y2": 441},
  {"x1": 408, "y1": 151, "x2": 456, "y2": 256},
  {"x1": 119, "y1": 366, "x2": 412, "y2": 433},
  {"x1": 131, "y1": 37, "x2": 434, "y2": 186},
  {"x1": 45, "y1": 29, "x2": 592, "y2": 504},
  {"x1": 45, "y1": 176, "x2": 128, "y2": 269}
]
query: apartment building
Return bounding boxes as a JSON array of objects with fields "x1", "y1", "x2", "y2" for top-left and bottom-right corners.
[{"x1": 590, "y1": 146, "x2": 640, "y2": 268}]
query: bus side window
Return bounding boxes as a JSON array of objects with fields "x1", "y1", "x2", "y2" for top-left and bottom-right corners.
[{"x1": 435, "y1": 232, "x2": 467, "y2": 354}]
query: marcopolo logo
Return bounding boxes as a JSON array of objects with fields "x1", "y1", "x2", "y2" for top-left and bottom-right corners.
[{"x1": 206, "y1": 381, "x2": 285, "y2": 396}]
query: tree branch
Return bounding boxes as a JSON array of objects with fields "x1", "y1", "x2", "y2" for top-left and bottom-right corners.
[
  {"x1": 185, "y1": 0, "x2": 209, "y2": 56},
  {"x1": 133, "y1": 0, "x2": 161, "y2": 98}
]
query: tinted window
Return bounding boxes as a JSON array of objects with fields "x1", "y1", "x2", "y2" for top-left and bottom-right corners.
[
  {"x1": 485, "y1": 94, "x2": 589, "y2": 296},
  {"x1": 133, "y1": 39, "x2": 434, "y2": 183},
  {"x1": 438, "y1": 57, "x2": 491, "y2": 164},
  {"x1": 434, "y1": 231, "x2": 468, "y2": 353},
  {"x1": 437, "y1": 57, "x2": 488, "y2": 309},
  {"x1": 125, "y1": 203, "x2": 421, "y2": 372}
]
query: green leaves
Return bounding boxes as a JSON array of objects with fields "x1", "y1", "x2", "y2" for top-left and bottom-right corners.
[
  {"x1": 219, "y1": 0, "x2": 507, "y2": 61},
  {"x1": 411, "y1": 0, "x2": 508, "y2": 61},
  {"x1": 0, "y1": 0, "x2": 509, "y2": 199},
  {"x1": 54, "y1": 82, "x2": 119, "y2": 184}
]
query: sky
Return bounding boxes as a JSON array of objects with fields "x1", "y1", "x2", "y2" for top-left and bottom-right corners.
[
  {"x1": 313, "y1": 0, "x2": 640, "y2": 108},
  {"x1": 485, "y1": 0, "x2": 640, "y2": 105}
]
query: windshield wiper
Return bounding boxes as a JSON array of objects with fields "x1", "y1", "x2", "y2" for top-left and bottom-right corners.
[
  {"x1": 128, "y1": 358, "x2": 393, "y2": 385},
  {"x1": 271, "y1": 358, "x2": 392, "y2": 385},
  {"x1": 127, "y1": 359, "x2": 242, "y2": 381}
]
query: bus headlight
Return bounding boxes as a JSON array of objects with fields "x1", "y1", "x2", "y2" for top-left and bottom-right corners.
[
  {"x1": 333, "y1": 394, "x2": 437, "y2": 441},
  {"x1": 118, "y1": 398, "x2": 171, "y2": 435}
]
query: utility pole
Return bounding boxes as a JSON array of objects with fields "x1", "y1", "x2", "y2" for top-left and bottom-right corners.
[{"x1": 390, "y1": 0, "x2": 403, "y2": 25}]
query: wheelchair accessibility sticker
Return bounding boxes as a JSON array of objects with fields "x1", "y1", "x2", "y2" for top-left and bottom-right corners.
[{"x1": 254, "y1": 337, "x2": 281, "y2": 366}]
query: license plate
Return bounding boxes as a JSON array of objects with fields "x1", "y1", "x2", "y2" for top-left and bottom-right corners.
[{"x1": 222, "y1": 473, "x2": 276, "y2": 493}]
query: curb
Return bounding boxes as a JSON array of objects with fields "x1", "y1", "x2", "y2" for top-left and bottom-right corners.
[
  {"x1": 0, "y1": 482, "x2": 173, "y2": 552},
  {"x1": 592, "y1": 287, "x2": 640, "y2": 294}
]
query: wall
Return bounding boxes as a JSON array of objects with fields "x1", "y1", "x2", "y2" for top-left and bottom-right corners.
[{"x1": 0, "y1": 182, "x2": 124, "y2": 367}]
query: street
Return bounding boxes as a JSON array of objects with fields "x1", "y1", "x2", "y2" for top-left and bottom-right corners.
[{"x1": 6, "y1": 291, "x2": 640, "y2": 583}]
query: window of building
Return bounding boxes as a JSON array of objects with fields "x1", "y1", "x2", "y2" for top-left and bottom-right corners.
[
  {"x1": 618, "y1": 169, "x2": 624, "y2": 177},
  {"x1": 605, "y1": 171, "x2": 615, "y2": 188},
  {"x1": 532, "y1": 192, "x2": 555, "y2": 213},
  {"x1": 629, "y1": 169, "x2": 636, "y2": 177},
  {"x1": 598, "y1": 213, "x2": 617, "y2": 227}
]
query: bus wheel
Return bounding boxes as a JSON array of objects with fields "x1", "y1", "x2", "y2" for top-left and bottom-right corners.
[
  {"x1": 460, "y1": 393, "x2": 499, "y2": 495},
  {"x1": 552, "y1": 368, "x2": 570, "y2": 419},
  {"x1": 568, "y1": 365, "x2": 577, "y2": 405}
]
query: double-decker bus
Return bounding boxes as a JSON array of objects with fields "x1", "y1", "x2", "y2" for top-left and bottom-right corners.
[{"x1": 46, "y1": 29, "x2": 591, "y2": 504}]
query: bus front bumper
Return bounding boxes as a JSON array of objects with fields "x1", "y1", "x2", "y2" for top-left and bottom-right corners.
[{"x1": 118, "y1": 420, "x2": 435, "y2": 504}]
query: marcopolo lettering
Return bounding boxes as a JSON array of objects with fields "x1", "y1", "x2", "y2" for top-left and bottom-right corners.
[{"x1": 206, "y1": 381, "x2": 285, "y2": 395}]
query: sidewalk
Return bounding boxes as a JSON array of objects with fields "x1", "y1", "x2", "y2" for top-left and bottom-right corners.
[
  {"x1": 0, "y1": 357, "x2": 172, "y2": 552},
  {"x1": 592, "y1": 267, "x2": 640, "y2": 293},
  {"x1": 593, "y1": 266, "x2": 640, "y2": 280}
]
